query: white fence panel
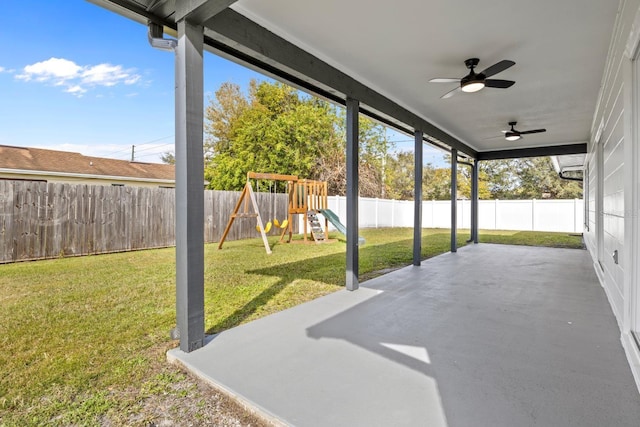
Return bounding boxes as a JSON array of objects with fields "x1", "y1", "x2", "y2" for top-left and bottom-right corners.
[
  {"x1": 323, "y1": 196, "x2": 582, "y2": 233},
  {"x1": 458, "y1": 200, "x2": 471, "y2": 229},
  {"x1": 431, "y1": 201, "x2": 451, "y2": 228},
  {"x1": 395, "y1": 200, "x2": 413, "y2": 227},
  {"x1": 478, "y1": 200, "x2": 497, "y2": 229},
  {"x1": 496, "y1": 200, "x2": 533, "y2": 230},
  {"x1": 358, "y1": 197, "x2": 378, "y2": 228},
  {"x1": 534, "y1": 199, "x2": 583, "y2": 232},
  {"x1": 376, "y1": 198, "x2": 395, "y2": 227}
]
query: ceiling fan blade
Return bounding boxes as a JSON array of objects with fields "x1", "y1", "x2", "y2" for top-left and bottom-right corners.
[
  {"x1": 441, "y1": 86, "x2": 461, "y2": 99},
  {"x1": 481, "y1": 60, "x2": 515, "y2": 78},
  {"x1": 485, "y1": 79, "x2": 515, "y2": 89},
  {"x1": 429, "y1": 78, "x2": 460, "y2": 83},
  {"x1": 519, "y1": 129, "x2": 547, "y2": 135}
]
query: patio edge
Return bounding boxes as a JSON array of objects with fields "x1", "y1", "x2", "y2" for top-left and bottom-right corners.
[{"x1": 167, "y1": 347, "x2": 288, "y2": 427}]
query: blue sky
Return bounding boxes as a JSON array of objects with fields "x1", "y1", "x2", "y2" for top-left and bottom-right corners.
[{"x1": 1, "y1": 0, "x2": 446, "y2": 165}]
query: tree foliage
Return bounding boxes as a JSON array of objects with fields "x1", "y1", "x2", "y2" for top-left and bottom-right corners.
[
  {"x1": 160, "y1": 151, "x2": 175, "y2": 165},
  {"x1": 167, "y1": 79, "x2": 583, "y2": 201},
  {"x1": 204, "y1": 81, "x2": 334, "y2": 191},
  {"x1": 384, "y1": 151, "x2": 415, "y2": 200},
  {"x1": 381, "y1": 153, "x2": 582, "y2": 201},
  {"x1": 202, "y1": 80, "x2": 393, "y2": 195},
  {"x1": 479, "y1": 157, "x2": 582, "y2": 199}
]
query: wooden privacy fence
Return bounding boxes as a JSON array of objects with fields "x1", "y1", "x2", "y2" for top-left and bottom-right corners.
[{"x1": 0, "y1": 180, "x2": 294, "y2": 263}]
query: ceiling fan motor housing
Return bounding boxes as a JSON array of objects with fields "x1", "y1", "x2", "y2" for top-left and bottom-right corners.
[{"x1": 464, "y1": 58, "x2": 480, "y2": 69}]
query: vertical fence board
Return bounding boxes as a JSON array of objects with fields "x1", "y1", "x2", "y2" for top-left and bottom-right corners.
[
  {"x1": 0, "y1": 181, "x2": 14, "y2": 262},
  {"x1": 13, "y1": 181, "x2": 27, "y2": 260}
]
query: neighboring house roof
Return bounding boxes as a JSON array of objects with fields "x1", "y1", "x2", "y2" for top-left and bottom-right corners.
[{"x1": 0, "y1": 145, "x2": 175, "y2": 182}]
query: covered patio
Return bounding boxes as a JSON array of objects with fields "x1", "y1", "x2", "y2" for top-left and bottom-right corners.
[
  {"x1": 170, "y1": 244, "x2": 640, "y2": 426},
  {"x1": 89, "y1": 0, "x2": 640, "y2": 420}
]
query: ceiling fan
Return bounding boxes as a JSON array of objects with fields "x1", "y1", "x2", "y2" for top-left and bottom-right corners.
[
  {"x1": 501, "y1": 121, "x2": 546, "y2": 141},
  {"x1": 429, "y1": 58, "x2": 516, "y2": 99}
]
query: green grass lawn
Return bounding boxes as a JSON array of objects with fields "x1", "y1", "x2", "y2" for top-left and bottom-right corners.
[{"x1": 0, "y1": 228, "x2": 583, "y2": 426}]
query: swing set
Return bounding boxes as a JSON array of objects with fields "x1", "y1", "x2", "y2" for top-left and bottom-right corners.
[{"x1": 217, "y1": 171, "x2": 330, "y2": 254}]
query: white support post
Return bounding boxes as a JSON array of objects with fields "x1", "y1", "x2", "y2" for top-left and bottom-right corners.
[{"x1": 175, "y1": 19, "x2": 205, "y2": 353}]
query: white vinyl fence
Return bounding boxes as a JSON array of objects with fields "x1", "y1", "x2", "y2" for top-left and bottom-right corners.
[{"x1": 326, "y1": 197, "x2": 584, "y2": 233}]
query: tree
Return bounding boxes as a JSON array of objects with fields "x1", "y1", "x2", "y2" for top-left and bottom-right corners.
[
  {"x1": 515, "y1": 157, "x2": 582, "y2": 199},
  {"x1": 476, "y1": 157, "x2": 582, "y2": 199},
  {"x1": 204, "y1": 82, "x2": 249, "y2": 157},
  {"x1": 160, "y1": 151, "x2": 175, "y2": 165},
  {"x1": 204, "y1": 79, "x2": 395, "y2": 196},
  {"x1": 423, "y1": 165, "x2": 452, "y2": 200},
  {"x1": 384, "y1": 150, "x2": 415, "y2": 200},
  {"x1": 457, "y1": 163, "x2": 491, "y2": 199},
  {"x1": 479, "y1": 159, "x2": 520, "y2": 199},
  {"x1": 205, "y1": 81, "x2": 335, "y2": 191}
]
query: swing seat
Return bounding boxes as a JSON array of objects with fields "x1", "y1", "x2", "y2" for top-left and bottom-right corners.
[
  {"x1": 257, "y1": 221, "x2": 273, "y2": 233},
  {"x1": 274, "y1": 218, "x2": 288, "y2": 229}
]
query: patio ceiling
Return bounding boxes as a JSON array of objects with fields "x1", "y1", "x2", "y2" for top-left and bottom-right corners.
[{"x1": 89, "y1": 0, "x2": 617, "y2": 157}]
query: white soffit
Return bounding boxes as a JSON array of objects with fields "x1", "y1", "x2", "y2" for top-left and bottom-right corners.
[{"x1": 232, "y1": 0, "x2": 618, "y2": 152}]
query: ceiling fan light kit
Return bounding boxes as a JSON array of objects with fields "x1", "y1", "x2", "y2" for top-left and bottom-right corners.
[
  {"x1": 461, "y1": 80, "x2": 485, "y2": 93},
  {"x1": 502, "y1": 121, "x2": 546, "y2": 141}
]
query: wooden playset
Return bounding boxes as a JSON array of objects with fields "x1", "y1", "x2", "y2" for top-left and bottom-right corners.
[{"x1": 218, "y1": 172, "x2": 335, "y2": 254}]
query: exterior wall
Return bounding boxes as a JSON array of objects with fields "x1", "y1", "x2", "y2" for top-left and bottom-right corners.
[
  {"x1": 0, "y1": 171, "x2": 175, "y2": 188},
  {"x1": 584, "y1": 157, "x2": 597, "y2": 260},
  {"x1": 587, "y1": 0, "x2": 636, "y2": 321},
  {"x1": 587, "y1": 0, "x2": 640, "y2": 392}
]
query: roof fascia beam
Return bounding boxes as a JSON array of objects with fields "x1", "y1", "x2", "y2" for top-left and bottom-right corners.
[
  {"x1": 477, "y1": 143, "x2": 587, "y2": 161},
  {"x1": 176, "y1": 0, "x2": 238, "y2": 25},
  {"x1": 205, "y1": 9, "x2": 477, "y2": 158}
]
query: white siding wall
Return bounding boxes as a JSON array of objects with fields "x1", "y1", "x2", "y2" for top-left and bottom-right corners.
[
  {"x1": 587, "y1": 0, "x2": 640, "y2": 323},
  {"x1": 584, "y1": 157, "x2": 597, "y2": 260},
  {"x1": 587, "y1": 0, "x2": 640, "y2": 392}
]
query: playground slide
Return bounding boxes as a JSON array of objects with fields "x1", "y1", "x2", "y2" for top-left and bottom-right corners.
[{"x1": 318, "y1": 209, "x2": 365, "y2": 245}]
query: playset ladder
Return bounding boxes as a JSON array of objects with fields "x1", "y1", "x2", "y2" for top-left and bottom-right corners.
[{"x1": 307, "y1": 211, "x2": 327, "y2": 243}]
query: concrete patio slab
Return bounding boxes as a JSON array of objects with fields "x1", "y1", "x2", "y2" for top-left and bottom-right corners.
[{"x1": 168, "y1": 244, "x2": 640, "y2": 426}]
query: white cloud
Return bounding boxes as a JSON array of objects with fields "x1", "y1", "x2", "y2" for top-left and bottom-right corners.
[
  {"x1": 15, "y1": 57, "x2": 142, "y2": 97},
  {"x1": 66, "y1": 85, "x2": 87, "y2": 95},
  {"x1": 19, "y1": 57, "x2": 81, "y2": 81},
  {"x1": 0, "y1": 66, "x2": 5, "y2": 73}
]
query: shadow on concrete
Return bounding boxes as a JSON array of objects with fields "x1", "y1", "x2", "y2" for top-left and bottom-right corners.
[
  {"x1": 301, "y1": 244, "x2": 640, "y2": 426},
  {"x1": 206, "y1": 237, "x2": 426, "y2": 334}
]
